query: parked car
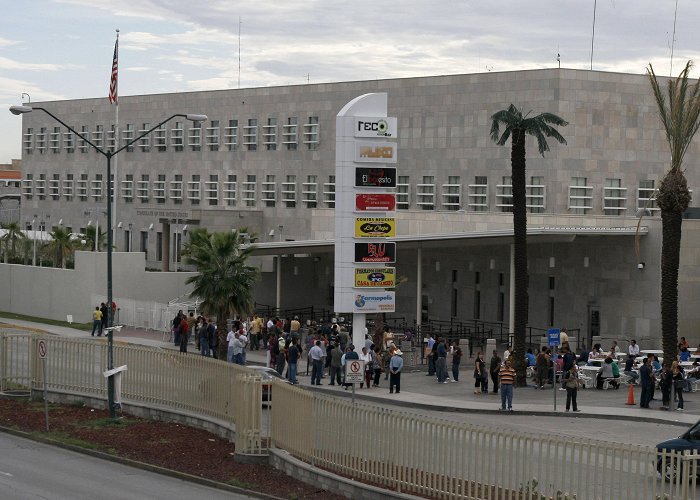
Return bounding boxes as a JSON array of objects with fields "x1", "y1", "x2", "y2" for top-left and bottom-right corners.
[
  {"x1": 656, "y1": 419, "x2": 700, "y2": 480},
  {"x1": 248, "y1": 366, "x2": 289, "y2": 402}
]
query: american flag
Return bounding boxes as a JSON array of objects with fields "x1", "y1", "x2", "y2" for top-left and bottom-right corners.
[{"x1": 108, "y1": 37, "x2": 118, "y2": 104}]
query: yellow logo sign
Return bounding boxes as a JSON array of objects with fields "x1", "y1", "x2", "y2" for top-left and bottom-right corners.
[
  {"x1": 354, "y1": 217, "x2": 396, "y2": 238},
  {"x1": 354, "y1": 267, "x2": 396, "y2": 288}
]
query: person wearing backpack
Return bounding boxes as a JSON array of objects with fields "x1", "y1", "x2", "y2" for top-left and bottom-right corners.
[{"x1": 564, "y1": 365, "x2": 581, "y2": 412}]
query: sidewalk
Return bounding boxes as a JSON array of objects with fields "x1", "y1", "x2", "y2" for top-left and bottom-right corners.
[{"x1": 4, "y1": 319, "x2": 697, "y2": 427}]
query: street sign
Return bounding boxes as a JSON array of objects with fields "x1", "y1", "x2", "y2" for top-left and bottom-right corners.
[
  {"x1": 354, "y1": 167, "x2": 397, "y2": 188},
  {"x1": 354, "y1": 217, "x2": 396, "y2": 238},
  {"x1": 345, "y1": 360, "x2": 365, "y2": 383},
  {"x1": 354, "y1": 242, "x2": 396, "y2": 263},
  {"x1": 38, "y1": 339, "x2": 47, "y2": 359},
  {"x1": 354, "y1": 267, "x2": 396, "y2": 288},
  {"x1": 548, "y1": 328, "x2": 561, "y2": 347}
]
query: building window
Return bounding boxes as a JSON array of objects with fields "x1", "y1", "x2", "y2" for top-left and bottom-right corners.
[
  {"x1": 527, "y1": 175, "x2": 545, "y2": 213},
  {"x1": 92, "y1": 125, "x2": 103, "y2": 150},
  {"x1": 396, "y1": 175, "x2": 410, "y2": 209},
  {"x1": 156, "y1": 231, "x2": 163, "y2": 261},
  {"x1": 207, "y1": 120, "x2": 219, "y2": 151},
  {"x1": 107, "y1": 125, "x2": 117, "y2": 152},
  {"x1": 22, "y1": 174, "x2": 33, "y2": 199},
  {"x1": 323, "y1": 175, "x2": 336, "y2": 208},
  {"x1": 170, "y1": 175, "x2": 183, "y2": 204},
  {"x1": 283, "y1": 117, "x2": 298, "y2": 150},
  {"x1": 243, "y1": 119, "x2": 257, "y2": 151},
  {"x1": 79, "y1": 126, "x2": 89, "y2": 153},
  {"x1": 263, "y1": 118, "x2": 277, "y2": 151},
  {"x1": 442, "y1": 175, "x2": 461, "y2": 210},
  {"x1": 638, "y1": 180, "x2": 659, "y2": 214},
  {"x1": 223, "y1": 174, "x2": 237, "y2": 206},
  {"x1": 171, "y1": 122, "x2": 184, "y2": 152},
  {"x1": 188, "y1": 175, "x2": 201, "y2": 205},
  {"x1": 417, "y1": 175, "x2": 435, "y2": 210},
  {"x1": 302, "y1": 175, "x2": 317, "y2": 208},
  {"x1": 63, "y1": 174, "x2": 74, "y2": 200},
  {"x1": 496, "y1": 176, "x2": 513, "y2": 212},
  {"x1": 49, "y1": 127, "x2": 61, "y2": 153},
  {"x1": 122, "y1": 124, "x2": 135, "y2": 152},
  {"x1": 91, "y1": 174, "x2": 103, "y2": 200},
  {"x1": 138, "y1": 123, "x2": 151, "y2": 152},
  {"x1": 78, "y1": 174, "x2": 88, "y2": 201},
  {"x1": 548, "y1": 276, "x2": 556, "y2": 326},
  {"x1": 303, "y1": 116, "x2": 320, "y2": 150},
  {"x1": 63, "y1": 130, "x2": 74, "y2": 153},
  {"x1": 154, "y1": 174, "x2": 166, "y2": 204},
  {"x1": 189, "y1": 122, "x2": 202, "y2": 151},
  {"x1": 568, "y1": 177, "x2": 592, "y2": 215},
  {"x1": 223, "y1": 120, "x2": 238, "y2": 150},
  {"x1": 35, "y1": 127, "x2": 46, "y2": 153},
  {"x1": 23, "y1": 128, "x2": 33, "y2": 153},
  {"x1": 262, "y1": 175, "x2": 276, "y2": 207},
  {"x1": 137, "y1": 174, "x2": 150, "y2": 203},
  {"x1": 468, "y1": 175, "x2": 488, "y2": 212},
  {"x1": 36, "y1": 174, "x2": 46, "y2": 199},
  {"x1": 242, "y1": 175, "x2": 256, "y2": 207},
  {"x1": 154, "y1": 124, "x2": 167, "y2": 152},
  {"x1": 140, "y1": 231, "x2": 149, "y2": 260},
  {"x1": 122, "y1": 174, "x2": 134, "y2": 203},
  {"x1": 603, "y1": 178, "x2": 627, "y2": 215},
  {"x1": 205, "y1": 174, "x2": 219, "y2": 206},
  {"x1": 282, "y1": 175, "x2": 296, "y2": 208},
  {"x1": 49, "y1": 174, "x2": 60, "y2": 200}
]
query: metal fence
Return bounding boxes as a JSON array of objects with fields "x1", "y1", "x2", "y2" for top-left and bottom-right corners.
[
  {"x1": 270, "y1": 380, "x2": 699, "y2": 500},
  {"x1": 0, "y1": 331, "x2": 263, "y2": 455}
]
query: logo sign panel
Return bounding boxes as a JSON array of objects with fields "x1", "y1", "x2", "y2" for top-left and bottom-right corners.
[
  {"x1": 354, "y1": 242, "x2": 396, "y2": 263},
  {"x1": 356, "y1": 193, "x2": 396, "y2": 211},
  {"x1": 354, "y1": 117, "x2": 398, "y2": 138},
  {"x1": 548, "y1": 328, "x2": 561, "y2": 347},
  {"x1": 355, "y1": 267, "x2": 396, "y2": 288},
  {"x1": 355, "y1": 217, "x2": 396, "y2": 238},
  {"x1": 353, "y1": 291, "x2": 396, "y2": 313},
  {"x1": 355, "y1": 167, "x2": 396, "y2": 188},
  {"x1": 355, "y1": 142, "x2": 397, "y2": 163}
]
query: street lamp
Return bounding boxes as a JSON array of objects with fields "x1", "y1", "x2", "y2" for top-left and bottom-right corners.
[{"x1": 10, "y1": 104, "x2": 207, "y2": 418}]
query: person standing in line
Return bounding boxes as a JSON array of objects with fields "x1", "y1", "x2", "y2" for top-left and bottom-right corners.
[
  {"x1": 207, "y1": 320, "x2": 218, "y2": 359},
  {"x1": 489, "y1": 350, "x2": 501, "y2": 393},
  {"x1": 535, "y1": 349, "x2": 549, "y2": 390},
  {"x1": 436, "y1": 338, "x2": 448, "y2": 383},
  {"x1": 226, "y1": 324, "x2": 236, "y2": 362},
  {"x1": 329, "y1": 343, "x2": 343, "y2": 386},
  {"x1": 426, "y1": 334, "x2": 436, "y2": 377},
  {"x1": 249, "y1": 314, "x2": 261, "y2": 351},
  {"x1": 372, "y1": 346, "x2": 383, "y2": 387},
  {"x1": 91, "y1": 306, "x2": 103, "y2": 337},
  {"x1": 275, "y1": 334, "x2": 286, "y2": 375},
  {"x1": 499, "y1": 359, "x2": 516, "y2": 411},
  {"x1": 287, "y1": 339, "x2": 299, "y2": 385},
  {"x1": 451, "y1": 342, "x2": 463, "y2": 382},
  {"x1": 232, "y1": 332, "x2": 245, "y2": 365},
  {"x1": 290, "y1": 316, "x2": 301, "y2": 342},
  {"x1": 178, "y1": 316, "x2": 190, "y2": 353},
  {"x1": 100, "y1": 302, "x2": 109, "y2": 333},
  {"x1": 564, "y1": 364, "x2": 581, "y2": 412},
  {"x1": 389, "y1": 349, "x2": 404, "y2": 394},
  {"x1": 473, "y1": 352, "x2": 486, "y2": 394},
  {"x1": 672, "y1": 361, "x2": 685, "y2": 411},
  {"x1": 659, "y1": 363, "x2": 672, "y2": 410},
  {"x1": 198, "y1": 319, "x2": 210, "y2": 357},
  {"x1": 639, "y1": 357, "x2": 654, "y2": 409},
  {"x1": 479, "y1": 352, "x2": 489, "y2": 393},
  {"x1": 360, "y1": 346, "x2": 373, "y2": 389},
  {"x1": 172, "y1": 310, "x2": 183, "y2": 346},
  {"x1": 308, "y1": 340, "x2": 325, "y2": 386}
]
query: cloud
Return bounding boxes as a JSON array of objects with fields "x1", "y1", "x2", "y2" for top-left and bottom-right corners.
[
  {"x1": 0, "y1": 56, "x2": 80, "y2": 72},
  {"x1": 0, "y1": 37, "x2": 20, "y2": 48}
]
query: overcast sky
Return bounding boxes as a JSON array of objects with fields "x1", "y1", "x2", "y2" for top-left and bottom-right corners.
[{"x1": 2, "y1": 0, "x2": 699, "y2": 163}]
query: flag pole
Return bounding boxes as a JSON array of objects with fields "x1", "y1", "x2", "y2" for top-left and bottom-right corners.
[{"x1": 112, "y1": 29, "x2": 119, "y2": 260}]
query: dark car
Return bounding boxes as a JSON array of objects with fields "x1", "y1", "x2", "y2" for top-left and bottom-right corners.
[
  {"x1": 656, "y1": 419, "x2": 700, "y2": 480},
  {"x1": 248, "y1": 366, "x2": 289, "y2": 402}
]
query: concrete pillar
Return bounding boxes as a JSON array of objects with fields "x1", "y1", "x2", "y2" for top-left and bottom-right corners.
[
  {"x1": 352, "y1": 313, "x2": 366, "y2": 353},
  {"x1": 486, "y1": 338, "x2": 497, "y2": 357},
  {"x1": 162, "y1": 222, "x2": 170, "y2": 272},
  {"x1": 416, "y1": 247, "x2": 422, "y2": 330},
  {"x1": 275, "y1": 255, "x2": 282, "y2": 313}
]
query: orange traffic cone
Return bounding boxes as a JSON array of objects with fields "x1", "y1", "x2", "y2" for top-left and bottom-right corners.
[{"x1": 625, "y1": 383, "x2": 635, "y2": 405}]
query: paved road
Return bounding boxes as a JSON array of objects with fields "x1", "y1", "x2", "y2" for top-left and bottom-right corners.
[{"x1": 0, "y1": 432, "x2": 253, "y2": 500}]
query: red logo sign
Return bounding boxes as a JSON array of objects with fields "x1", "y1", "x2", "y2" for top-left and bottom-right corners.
[{"x1": 356, "y1": 193, "x2": 396, "y2": 211}]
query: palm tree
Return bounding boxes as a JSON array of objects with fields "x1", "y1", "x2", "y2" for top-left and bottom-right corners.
[
  {"x1": 45, "y1": 227, "x2": 76, "y2": 268},
  {"x1": 647, "y1": 61, "x2": 700, "y2": 362},
  {"x1": 490, "y1": 104, "x2": 568, "y2": 386},
  {"x1": 182, "y1": 228, "x2": 259, "y2": 358},
  {"x1": 0, "y1": 222, "x2": 26, "y2": 263},
  {"x1": 83, "y1": 225, "x2": 106, "y2": 252}
]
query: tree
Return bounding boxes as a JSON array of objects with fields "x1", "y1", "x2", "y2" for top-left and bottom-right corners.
[
  {"x1": 182, "y1": 228, "x2": 259, "y2": 358},
  {"x1": 490, "y1": 104, "x2": 568, "y2": 386},
  {"x1": 0, "y1": 222, "x2": 26, "y2": 263},
  {"x1": 45, "y1": 227, "x2": 76, "y2": 269},
  {"x1": 647, "y1": 61, "x2": 700, "y2": 363},
  {"x1": 83, "y1": 225, "x2": 106, "y2": 252}
]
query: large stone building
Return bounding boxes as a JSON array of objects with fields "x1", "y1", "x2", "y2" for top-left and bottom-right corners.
[{"x1": 12, "y1": 68, "x2": 700, "y2": 346}]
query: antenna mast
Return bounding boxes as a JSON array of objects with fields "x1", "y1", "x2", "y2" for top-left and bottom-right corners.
[
  {"x1": 670, "y1": 0, "x2": 679, "y2": 76},
  {"x1": 238, "y1": 17, "x2": 242, "y2": 89},
  {"x1": 590, "y1": 0, "x2": 597, "y2": 70}
]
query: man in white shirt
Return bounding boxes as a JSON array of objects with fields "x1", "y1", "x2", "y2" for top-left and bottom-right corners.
[
  {"x1": 628, "y1": 339, "x2": 640, "y2": 358},
  {"x1": 309, "y1": 340, "x2": 325, "y2": 386}
]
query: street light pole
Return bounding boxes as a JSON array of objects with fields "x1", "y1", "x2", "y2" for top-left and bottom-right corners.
[
  {"x1": 31, "y1": 217, "x2": 36, "y2": 266},
  {"x1": 10, "y1": 105, "x2": 207, "y2": 419}
]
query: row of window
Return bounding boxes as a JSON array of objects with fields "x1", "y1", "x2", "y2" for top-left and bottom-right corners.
[
  {"x1": 19, "y1": 174, "x2": 667, "y2": 214},
  {"x1": 22, "y1": 117, "x2": 320, "y2": 154}
]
